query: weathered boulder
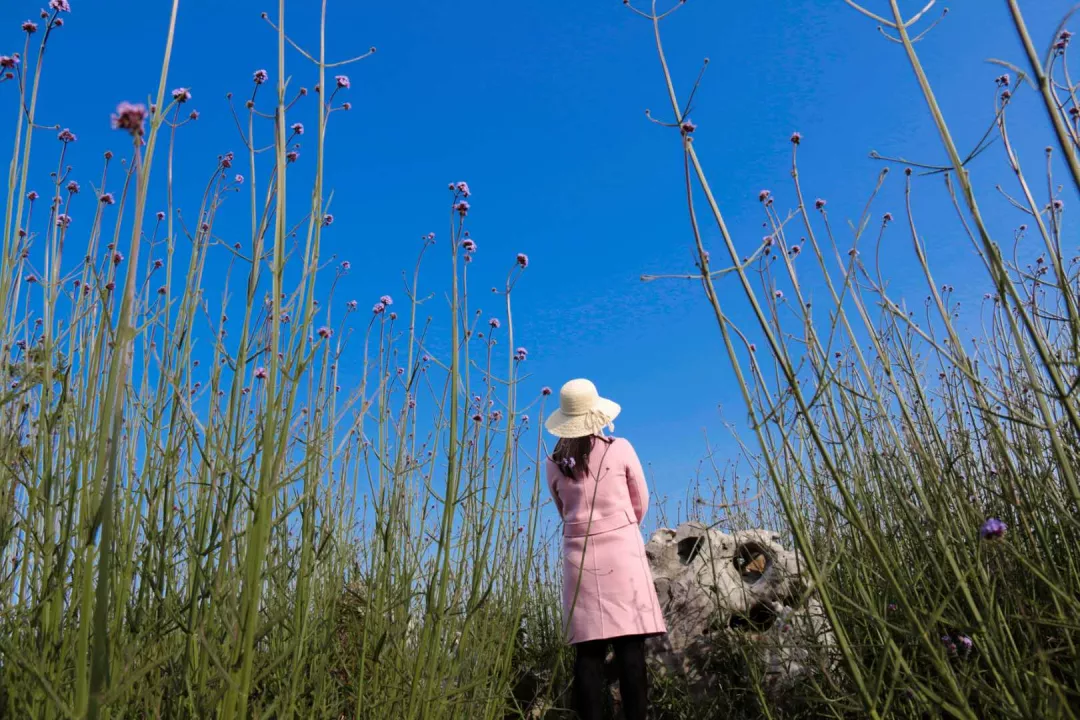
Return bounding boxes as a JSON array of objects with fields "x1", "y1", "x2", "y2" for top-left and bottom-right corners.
[{"x1": 641, "y1": 522, "x2": 832, "y2": 699}]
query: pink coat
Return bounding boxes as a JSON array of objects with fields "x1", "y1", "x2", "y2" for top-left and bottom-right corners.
[{"x1": 546, "y1": 437, "x2": 667, "y2": 645}]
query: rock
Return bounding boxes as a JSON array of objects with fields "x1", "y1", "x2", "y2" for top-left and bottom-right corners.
[{"x1": 642, "y1": 522, "x2": 833, "y2": 700}]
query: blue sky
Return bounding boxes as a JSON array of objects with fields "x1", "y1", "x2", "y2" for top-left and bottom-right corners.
[{"x1": 3, "y1": 0, "x2": 1075, "y2": 516}]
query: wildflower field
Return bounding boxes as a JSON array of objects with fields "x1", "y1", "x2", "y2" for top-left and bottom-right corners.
[{"x1": 1, "y1": 0, "x2": 1079, "y2": 719}]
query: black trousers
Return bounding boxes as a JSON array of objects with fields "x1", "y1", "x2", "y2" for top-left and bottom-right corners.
[{"x1": 573, "y1": 634, "x2": 648, "y2": 720}]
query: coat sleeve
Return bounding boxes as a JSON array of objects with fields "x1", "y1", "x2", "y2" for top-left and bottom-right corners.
[
  {"x1": 546, "y1": 460, "x2": 565, "y2": 518},
  {"x1": 623, "y1": 440, "x2": 649, "y2": 523}
]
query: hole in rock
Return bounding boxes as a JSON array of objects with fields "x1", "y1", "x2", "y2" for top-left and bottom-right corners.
[
  {"x1": 733, "y1": 541, "x2": 770, "y2": 584},
  {"x1": 727, "y1": 603, "x2": 777, "y2": 633},
  {"x1": 677, "y1": 536, "x2": 703, "y2": 565}
]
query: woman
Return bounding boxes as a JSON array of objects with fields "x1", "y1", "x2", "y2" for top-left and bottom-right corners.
[{"x1": 544, "y1": 378, "x2": 666, "y2": 720}]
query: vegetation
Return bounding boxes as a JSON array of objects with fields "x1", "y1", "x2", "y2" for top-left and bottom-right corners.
[{"x1": 2, "y1": 0, "x2": 1079, "y2": 718}]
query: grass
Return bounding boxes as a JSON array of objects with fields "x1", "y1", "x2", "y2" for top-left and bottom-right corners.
[{"x1": 3, "y1": 0, "x2": 1080, "y2": 719}]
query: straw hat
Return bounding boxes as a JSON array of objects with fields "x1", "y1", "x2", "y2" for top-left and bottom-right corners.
[{"x1": 544, "y1": 379, "x2": 621, "y2": 439}]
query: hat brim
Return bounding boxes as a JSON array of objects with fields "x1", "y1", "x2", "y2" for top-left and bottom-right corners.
[{"x1": 544, "y1": 398, "x2": 621, "y2": 439}]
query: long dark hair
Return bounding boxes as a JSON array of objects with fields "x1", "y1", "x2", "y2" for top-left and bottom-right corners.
[{"x1": 552, "y1": 435, "x2": 613, "y2": 480}]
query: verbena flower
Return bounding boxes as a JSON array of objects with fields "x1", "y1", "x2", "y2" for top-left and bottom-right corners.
[
  {"x1": 22, "y1": 21, "x2": 38, "y2": 33},
  {"x1": 253, "y1": 69, "x2": 268, "y2": 85},
  {"x1": 380, "y1": 294, "x2": 393, "y2": 306},
  {"x1": 25, "y1": 273, "x2": 37, "y2": 283},
  {"x1": 66, "y1": 181, "x2": 80, "y2": 194},
  {"x1": 883, "y1": 212, "x2": 894, "y2": 223},
  {"x1": 112, "y1": 251, "x2": 123, "y2": 265},
  {"x1": 171, "y1": 87, "x2": 191, "y2": 103},
  {"x1": 254, "y1": 367, "x2": 268, "y2": 380},
  {"x1": 456, "y1": 181, "x2": 471, "y2": 197},
  {"x1": 774, "y1": 289, "x2": 783, "y2": 299},
  {"x1": 153, "y1": 259, "x2": 163, "y2": 269},
  {"x1": 100, "y1": 193, "x2": 115, "y2": 205},
  {"x1": 57, "y1": 128, "x2": 76, "y2": 143},
  {"x1": 516, "y1": 253, "x2": 529, "y2": 268},
  {"x1": 27, "y1": 191, "x2": 38, "y2": 201},
  {"x1": 156, "y1": 211, "x2": 165, "y2": 221},
  {"x1": 489, "y1": 318, "x2": 500, "y2": 329},
  {"x1": 814, "y1": 198, "x2": 826, "y2": 210},
  {"x1": 372, "y1": 302, "x2": 385, "y2": 315},
  {"x1": 56, "y1": 214, "x2": 71, "y2": 228},
  {"x1": 291, "y1": 122, "x2": 304, "y2": 135},
  {"x1": 323, "y1": 214, "x2": 333, "y2": 226},
  {"x1": 286, "y1": 151, "x2": 299, "y2": 163},
  {"x1": 790, "y1": 131, "x2": 801, "y2": 144},
  {"x1": 758, "y1": 189, "x2": 771, "y2": 203},
  {"x1": 335, "y1": 74, "x2": 350, "y2": 89},
  {"x1": 680, "y1": 119, "x2": 697, "y2": 134},
  {"x1": 111, "y1": 102, "x2": 148, "y2": 136},
  {"x1": 49, "y1": 0, "x2": 71, "y2": 12},
  {"x1": 462, "y1": 239, "x2": 476, "y2": 253},
  {"x1": 980, "y1": 517, "x2": 1007, "y2": 541},
  {"x1": 455, "y1": 201, "x2": 470, "y2": 216},
  {"x1": 317, "y1": 326, "x2": 333, "y2": 339},
  {"x1": 541, "y1": 387, "x2": 552, "y2": 396},
  {"x1": 515, "y1": 347, "x2": 527, "y2": 361}
]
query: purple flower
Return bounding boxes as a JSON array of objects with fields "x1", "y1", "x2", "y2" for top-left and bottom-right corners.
[
  {"x1": 23, "y1": 21, "x2": 38, "y2": 33},
  {"x1": 317, "y1": 326, "x2": 333, "y2": 339},
  {"x1": 153, "y1": 259, "x2": 163, "y2": 269},
  {"x1": 235, "y1": 174, "x2": 243, "y2": 184},
  {"x1": 105, "y1": 281, "x2": 115, "y2": 292},
  {"x1": 222, "y1": 152, "x2": 234, "y2": 168},
  {"x1": 380, "y1": 294, "x2": 393, "y2": 306},
  {"x1": 56, "y1": 214, "x2": 71, "y2": 228},
  {"x1": 111, "y1": 102, "x2": 148, "y2": 136},
  {"x1": 253, "y1": 69, "x2": 268, "y2": 85},
  {"x1": 887, "y1": 603, "x2": 898, "y2": 612},
  {"x1": 286, "y1": 151, "x2": 299, "y2": 163},
  {"x1": 941, "y1": 635, "x2": 957, "y2": 656},
  {"x1": 57, "y1": 128, "x2": 76, "y2": 143},
  {"x1": 758, "y1": 189, "x2": 771, "y2": 203},
  {"x1": 790, "y1": 245, "x2": 801, "y2": 256},
  {"x1": 157, "y1": 285, "x2": 167, "y2": 295},
  {"x1": 100, "y1": 193, "x2": 115, "y2": 205},
  {"x1": 490, "y1": 410, "x2": 503, "y2": 422},
  {"x1": 342, "y1": 102, "x2": 352, "y2": 111},
  {"x1": 461, "y1": 239, "x2": 476, "y2": 253},
  {"x1": 749, "y1": 343, "x2": 757, "y2": 352},
  {"x1": 489, "y1": 318, "x2": 500, "y2": 329},
  {"x1": 456, "y1": 181, "x2": 471, "y2": 197},
  {"x1": 996, "y1": 74, "x2": 1010, "y2": 87},
  {"x1": 790, "y1": 131, "x2": 802, "y2": 144},
  {"x1": 883, "y1": 212, "x2": 894, "y2": 223},
  {"x1": 422, "y1": 354, "x2": 431, "y2": 363},
  {"x1": 472, "y1": 413, "x2": 483, "y2": 423},
  {"x1": 24, "y1": 273, "x2": 37, "y2": 283},
  {"x1": 340, "y1": 260, "x2": 351, "y2": 271},
  {"x1": 27, "y1": 191, "x2": 38, "y2": 201},
  {"x1": 774, "y1": 289, "x2": 783, "y2": 299},
  {"x1": 291, "y1": 122, "x2": 305, "y2": 136},
  {"x1": 516, "y1": 253, "x2": 529, "y2": 268},
  {"x1": 323, "y1": 214, "x2": 334, "y2": 226},
  {"x1": 156, "y1": 211, "x2": 165, "y2": 221},
  {"x1": 112, "y1": 251, "x2": 123, "y2": 265},
  {"x1": 814, "y1": 198, "x2": 826, "y2": 210},
  {"x1": 396, "y1": 367, "x2": 404, "y2": 376},
  {"x1": 49, "y1": 0, "x2": 70, "y2": 11},
  {"x1": 372, "y1": 302, "x2": 385, "y2": 315},
  {"x1": 66, "y1": 181, "x2": 80, "y2": 194},
  {"x1": 541, "y1": 386, "x2": 552, "y2": 396},
  {"x1": 254, "y1": 367, "x2": 268, "y2": 380},
  {"x1": 1054, "y1": 199, "x2": 1064, "y2": 211},
  {"x1": 515, "y1": 347, "x2": 528, "y2": 361},
  {"x1": 335, "y1": 74, "x2": 350, "y2": 89},
  {"x1": 680, "y1": 119, "x2": 697, "y2": 134},
  {"x1": 957, "y1": 635, "x2": 973, "y2": 654},
  {"x1": 980, "y1": 517, "x2": 1007, "y2": 541},
  {"x1": 189, "y1": 110, "x2": 199, "y2": 120},
  {"x1": 455, "y1": 201, "x2": 470, "y2": 216},
  {"x1": 171, "y1": 87, "x2": 191, "y2": 103}
]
